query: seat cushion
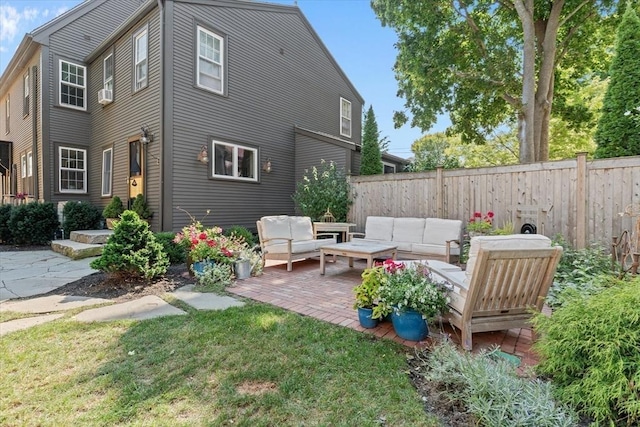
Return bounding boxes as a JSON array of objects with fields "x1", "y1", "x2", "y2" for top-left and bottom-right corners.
[
  {"x1": 465, "y1": 234, "x2": 552, "y2": 283},
  {"x1": 313, "y1": 237, "x2": 337, "y2": 250},
  {"x1": 411, "y1": 243, "x2": 460, "y2": 257},
  {"x1": 364, "y1": 216, "x2": 394, "y2": 241},
  {"x1": 392, "y1": 218, "x2": 426, "y2": 244},
  {"x1": 266, "y1": 239, "x2": 318, "y2": 254},
  {"x1": 260, "y1": 216, "x2": 292, "y2": 247},
  {"x1": 423, "y1": 218, "x2": 462, "y2": 247},
  {"x1": 290, "y1": 216, "x2": 314, "y2": 241}
]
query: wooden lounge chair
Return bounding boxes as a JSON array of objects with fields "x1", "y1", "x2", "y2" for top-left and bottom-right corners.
[{"x1": 429, "y1": 235, "x2": 563, "y2": 350}]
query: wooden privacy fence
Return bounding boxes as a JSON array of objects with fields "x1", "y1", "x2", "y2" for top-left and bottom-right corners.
[{"x1": 348, "y1": 153, "x2": 640, "y2": 251}]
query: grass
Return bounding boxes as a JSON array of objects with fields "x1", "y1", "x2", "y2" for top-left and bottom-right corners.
[{"x1": 0, "y1": 302, "x2": 437, "y2": 426}]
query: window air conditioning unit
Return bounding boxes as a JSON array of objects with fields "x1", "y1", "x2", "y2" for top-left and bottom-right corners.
[{"x1": 98, "y1": 89, "x2": 113, "y2": 105}]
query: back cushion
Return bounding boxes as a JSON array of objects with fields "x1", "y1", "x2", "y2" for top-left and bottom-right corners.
[
  {"x1": 365, "y1": 216, "x2": 395, "y2": 241},
  {"x1": 465, "y1": 234, "x2": 552, "y2": 282},
  {"x1": 392, "y1": 218, "x2": 426, "y2": 243},
  {"x1": 290, "y1": 216, "x2": 314, "y2": 241},
  {"x1": 260, "y1": 216, "x2": 292, "y2": 242},
  {"x1": 423, "y1": 218, "x2": 462, "y2": 246}
]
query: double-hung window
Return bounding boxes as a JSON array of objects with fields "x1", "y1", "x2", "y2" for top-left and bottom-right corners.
[
  {"x1": 212, "y1": 140, "x2": 257, "y2": 181},
  {"x1": 104, "y1": 54, "x2": 114, "y2": 92},
  {"x1": 23, "y1": 73, "x2": 29, "y2": 116},
  {"x1": 134, "y1": 28, "x2": 148, "y2": 91},
  {"x1": 21, "y1": 154, "x2": 26, "y2": 179},
  {"x1": 59, "y1": 60, "x2": 86, "y2": 110},
  {"x1": 27, "y1": 151, "x2": 33, "y2": 178},
  {"x1": 4, "y1": 95, "x2": 9, "y2": 133},
  {"x1": 340, "y1": 97, "x2": 351, "y2": 138},
  {"x1": 59, "y1": 147, "x2": 87, "y2": 193},
  {"x1": 102, "y1": 148, "x2": 113, "y2": 196},
  {"x1": 197, "y1": 26, "x2": 224, "y2": 94}
]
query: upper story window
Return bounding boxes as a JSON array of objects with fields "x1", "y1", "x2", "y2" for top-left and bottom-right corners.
[
  {"x1": 197, "y1": 26, "x2": 224, "y2": 94},
  {"x1": 59, "y1": 60, "x2": 86, "y2": 110},
  {"x1": 212, "y1": 140, "x2": 257, "y2": 181},
  {"x1": 340, "y1": 97, "x2": 352, "y2": 138},
  {"x1": 23, "y1": 73, "x2": 29, "y2": 116},
  {"x1": 382, "y1": 161, "x2": 396, "y2": 174},
  {"x1": 134, "y1": 28, "x2": 148, "y2": 91},
  {"x1": 59, "y1": 147, "x2": 87, "y2": 193},
  {"x1": 4, "y1": 95, "x2": 9, "y2": 133},
  {"x1": 104, "y1": 54, "x2": 114, "y2": 92},
  {"x1": 27, "y1": 151, "x2": 33, "y2": 177}
]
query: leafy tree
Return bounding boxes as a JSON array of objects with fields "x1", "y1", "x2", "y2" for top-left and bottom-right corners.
[
  {"x1": 292, "y1": 160, "x2": 352, "y2": 222},
  {"x1": 447, "y1": 130, "x2": 520, "y2": 168},
  {"x1": 595, "y1": 3, "x2": 640, "y2": 158},
  {"x1": 406, "y1": 133, "x2": 461, "y2": 171},
  {"x1": 372, "y1": 0, "x2": 620, "y2": 163},
  {"x1": 360, "y1": 105, "x2": 384, "y2": 175}
]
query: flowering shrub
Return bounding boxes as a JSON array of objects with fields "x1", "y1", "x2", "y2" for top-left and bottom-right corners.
[
  {"x1": 174, "y1": 224, "x2": 239, "y2": 264},
  {"x1": 373, "y1": 260, "x2": 450, "y2": 320},
  {"x1": 467, "y1": 211, "x2": 494, "y2": 234}
]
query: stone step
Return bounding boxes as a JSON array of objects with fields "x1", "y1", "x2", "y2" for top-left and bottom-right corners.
[
  {"x1": 70, "y1": 229, "x2": 113, "y2": 244},
  {"x1": 50, "y1": 240, "x2": 103, "y2": 260}
]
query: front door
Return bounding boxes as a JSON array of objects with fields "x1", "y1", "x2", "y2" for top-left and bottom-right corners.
[{"x1": 129, "y1": 140, "x2": 143, "y2": 206}]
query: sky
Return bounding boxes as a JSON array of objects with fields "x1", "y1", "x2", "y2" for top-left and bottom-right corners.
[{"x1": 0, "y1": 0, "x2": 451, "y2": 158}]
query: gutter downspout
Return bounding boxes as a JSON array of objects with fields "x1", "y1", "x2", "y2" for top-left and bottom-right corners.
[
  {"x1": 31, "y1": 65, "x2": 39, "y2": 200},
  {"x1": 158, "y1": 0, "x2": 165, "y2": 231}
]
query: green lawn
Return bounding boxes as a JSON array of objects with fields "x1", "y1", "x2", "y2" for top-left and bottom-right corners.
[{"x1": 1, "y1": 303, "x2": 437, "y2": 426}]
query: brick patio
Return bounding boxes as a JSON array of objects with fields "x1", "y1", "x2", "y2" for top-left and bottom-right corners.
[{"x1": 227, "y1": 257, "x2": 541, "y2": 370}]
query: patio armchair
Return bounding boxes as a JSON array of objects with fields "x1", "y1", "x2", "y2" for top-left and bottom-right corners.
[{"x1": 429, "y1": 234, "x2": 563, "y2": 350}]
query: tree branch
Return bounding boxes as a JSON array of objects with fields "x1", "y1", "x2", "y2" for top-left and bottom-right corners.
[
  {"x1": 452, "y1": 0, "x2": 488, "y2": 56},
  {"x1": 560, "y1": 0, "x2": 591, "y2": 27}
]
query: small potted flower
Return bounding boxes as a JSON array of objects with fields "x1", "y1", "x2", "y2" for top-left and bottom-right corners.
[
  {"x1": 467, "y1": 211, "x2": 494, "y2": 237},
  {"x1": 174, "y1": 225, "x2": 234, "y2": 275},
  {"x1": 353, "y1": 265, "x2": 387, "y2": 328},
  {"x1": 377, "y1": 261, "x2": 450, "y2": 341},
  {"x1": 103, "y1": 196, "x2": 125, "y2": 229}
]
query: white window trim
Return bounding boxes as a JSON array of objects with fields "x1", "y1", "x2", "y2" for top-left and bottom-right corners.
[
  {"x1": 340, "y1": 97, "x2": 352, "y2": 138},
  {"x1": 23, "y1": 73, "x2": 29, "y2": 116},
  {"x1": 101, "y1": 148, "x2": 113, "y2": 196},
  {"x1": 21, "y1": 154, "x2": 26, "y2": 178},
  {"x1": 59, "y1": 146, "x2": 87, "y2": 194},
  {"x1": 27, "y1": 151, "x2": 33, "y2": 177},
  {"x1": 103, "y1": 53, "x2": 114, "y2": 92},
  {"x1": 5, "y1": 95, "x2": 9, "y2": 134},
  {"x1": 59, "y1": 60, "x2": 87, "y2": 111},
  {"x1": 382, "y1": 161, "x2": 396, "y2": 173},
  {"x1": 211, "y1": 140, "x2": 258, "y2": 182},
  {"x1": 196, "y1": 26, "x2": 224, "y2": 94},
  {"x1": 133, "y1": 28, "x2": 148, "y2": 91}
]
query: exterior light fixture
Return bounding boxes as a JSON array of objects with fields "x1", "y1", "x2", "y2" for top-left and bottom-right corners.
[
  {"x1": 262, "y1": 158, "x2": 272, "y2": 173},
  {"x1": 140, "y1": 124, "x2": 154, "y2": 144},
  {"x1": 197, "y1": 145, "x2": 209, "y2": 164}
]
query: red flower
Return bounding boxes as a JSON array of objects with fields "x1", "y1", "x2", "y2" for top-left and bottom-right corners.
[
  {"x1": 474, "y1": 211, "x2": 482, "y2": 218},
  {"x1": 199, "y1": 232, "x2": 207, "y2": 240},
  {"x1": 207, "y1": 240, "x2": 215, "y2": 247},
  {"x1": 487, "y1": 211, "x2": 495, "y2": 218}
]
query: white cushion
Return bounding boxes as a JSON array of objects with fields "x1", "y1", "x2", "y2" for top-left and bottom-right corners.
[
  {"x1": 392, "y1": 218, "x2": 426, "y2": 244},
  {"x1": 290, "y1": 216, "x2": 314, "y2": 241},
  {"x1": 465, "y1": 234, "x2": 552, "y2": 283},
  {"x1": 364, "y1": 217, "x2": 394, "y2": 241},
  {"x1": 423, "y1": 218, "x2": 462, "y2": 246},
  {"x1": 313, "y1": 238, "x2": 337, "y2": 250},
  {"x1": 411, "y1": 243, "x2": 460, "y2": 257},
  {"x1": 260, "y1": 216, "x2": 292, "y2": 246},
  {"x1": 267, "y1": 240, "x2": 319, "y2": 254}
]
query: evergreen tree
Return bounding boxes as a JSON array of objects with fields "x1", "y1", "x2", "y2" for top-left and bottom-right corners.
[
  {"x1": 360, "y1": 105, "x2": 384, "y2": 175},
  {"x1": 595, "y1": 3, "x2": 640, "y2": 158}
]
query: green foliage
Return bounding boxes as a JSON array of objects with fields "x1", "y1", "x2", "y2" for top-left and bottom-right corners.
[
  {"x1": 224, "y1": 225, "x2": 255, "y2": 247},
  {"x1": 8, "y1": 202, "x2": 59, "y2": 245},
  {"x1": 154, "y1": 232, "x2": 186, "y2": 265},
  {"x1": 194, "y1": 262, "x2": 234, "y2": 293},
  {"x1": 359, "y1": 105, "x2": 384, "y2": 175},
  {"x1": 102, "y1": 196, "x2": 125, "y2": 219},
  {"x1": 130, "y1": 194, "x2": 152, "y2": 219},
  {"x1": 353, "y1": 266, "x2": 386, "y2": 310},
  {"x1": 422, "y1": 341, "x2": 578, "y2": 426},
  {"x1": 62, "y1": 201, "x2": 102, "y2": 238},
  {"x1": 532, "y1": 277, "x2": 640, "y2": 425},
  {"x1": 406, "y1": 132, "x2": 461, "y2": 171},
  {"x1": 291, "y1": 159, "x2": 352, "y2": 222},
  {"x1": 0, "y1": 204, "x2": 13, "y2": 243},
  {"x1": 595, "y1": 4, "x2": 640, "y2": 158},
  {"x1": 90, "y1": 210, "x2": 168, "y2": 279}
]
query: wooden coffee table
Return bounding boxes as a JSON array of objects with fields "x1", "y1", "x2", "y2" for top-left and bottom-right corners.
[{"x1": 319, "y1": 241, "x2": 398, "y2": 275}]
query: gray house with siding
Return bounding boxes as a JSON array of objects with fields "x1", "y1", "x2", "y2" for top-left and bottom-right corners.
[{"x1": 0, "y1": 0, "x2": 405, "y2": 233}]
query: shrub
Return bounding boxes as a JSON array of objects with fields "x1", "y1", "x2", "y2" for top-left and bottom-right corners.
[
  {"x1": 62, "y1": 201, "x2": 102, "y2": 238},
  {"x1": 8, "y1": 202, "x2": 59, "y2": 245},
  {"x1": 0, "y1": 204, "x2": 13, "y2": 243},
  {"x1": 154, "y1": 231, "x2": 186, "y2": 264},
  {"x1": 291, "y1": 159, "x2": 352, "y2": 222},
  {"x1": 532, "y1": 276, "x2": 640, "y2": 426},
  {"x1": 102, "y1": 196, "x2": 125, "y2": 218},
  {"x1": 90, "y1": 210, "x2": 168, "y2": 279},
  {"x1": 422, "y1": 341, "x2": 577, "y2": 426},
  {"x1": 224, "y1": 225, "x2": 255, "y2": 247},
  {"x1": 194, "y1": 262, "x2": 233, "y2": 293},
  {"x1": 130, "y1": 194, "x2": 152, "y2": 219}
]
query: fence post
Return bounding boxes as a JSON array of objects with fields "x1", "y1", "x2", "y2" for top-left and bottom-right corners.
[
  {"x1": 436, "y1": 166, "x2": 444, "y2": 218},
  {"x1": 576, "y1": 152, "x2": 587, "y2": 249}
]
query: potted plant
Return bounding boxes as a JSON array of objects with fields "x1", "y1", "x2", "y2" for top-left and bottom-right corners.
[
  {"x1": 131, "y1": 194, "x2": 153, "y2": 221},
  {"x1": 377, "y1": 260, "x2": 450, "y2": 341},
  {"x1": 103, "y1": 196, "x2": 125, "y2": 229},
  {"x1": 467, "y1": 211, "x2": 494, "y2": 237},
  {"x1": 174, "y1": 224, "x2": 237, "y2": 275},
  {"x1": 353, "y1": 266, "x2": 387, "y2": 328}
]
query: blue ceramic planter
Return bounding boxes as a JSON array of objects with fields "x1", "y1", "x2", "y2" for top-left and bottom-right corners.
[
  {"x1": 192, "y1": 260, "x2": 215, "y2": 275},
  {"x1": 391, "y1": 308, "x2": 429, "y2": 341},
  {"x1": 357, "y1": 307, "x2": 379, "y2": 329}
]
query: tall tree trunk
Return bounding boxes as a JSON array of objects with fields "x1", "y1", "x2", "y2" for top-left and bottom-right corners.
[
  {"x1": 539, "y1": 72, "x2": 555, "y2": 160},
  {"x1": 514, "y1": 0, "x2": 536, "y2": 163}
]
